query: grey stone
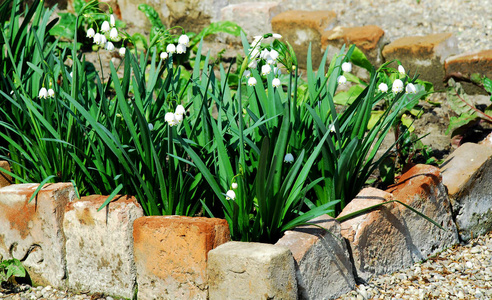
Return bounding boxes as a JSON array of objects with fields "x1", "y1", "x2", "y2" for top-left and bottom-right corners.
[
  {"x1": 63, "y1": 195, "x2": 144, "y2": 299},
  {"x1": 276, "y1": 215, "x2": 355, "y2": 299},
  {"x1": 208, "y1": 241, "x2": 298, "y2": 299},
  {"x1": 0, "y1": 183, "x2": 75, "y2": 288},
  {"x1": 441, "y1": 142, "x2": 492, "y2": 241}
]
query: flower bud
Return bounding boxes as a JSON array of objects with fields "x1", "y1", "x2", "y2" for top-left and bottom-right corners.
[
  {"x1": 110, "y1": 14, "x2": 116, "y2": 27},
  {"x1": 119, "y1": 47, "x2": 126, "y2": 57}
]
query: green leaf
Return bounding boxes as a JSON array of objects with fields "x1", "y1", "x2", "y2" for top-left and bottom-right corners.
[
  {"x1": 350, "y1": 46, "x2": 372, "y2": 72},
  {"x1": 483, "y1": 76, "x2": 492, "y2": 95},
  {"x1": 4, "y1": 258, "x2": 26, "y2": 280},
  {"x1": 333, "y1": 85, "x2": 365, "y2": 105}
]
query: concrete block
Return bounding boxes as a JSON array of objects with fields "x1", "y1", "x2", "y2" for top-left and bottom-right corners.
[
  {"x1": 208, "y1": 241, "x2": 297, "y2": 299},
  {"x1": 275, "y1": 215, "x2": 355, "y2": 299},
  {"x1": 63, "y1": 195, "x2": 144, "y2": 298},
  {"x1": 441, "y1": 142, "x2": 492, "y2": 241},
  {"x1": 0, "y1": 183, "x2": 74, "y2": 287},
  {"x1": 382, "y1": 33, "x2": 459, "y2": 91},
  {"x1": 133, "y1": 216, "x2": 230, "y2": 300}
]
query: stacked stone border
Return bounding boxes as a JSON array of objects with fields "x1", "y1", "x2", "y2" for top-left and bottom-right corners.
[{"x1": 1, "y1": 132, "x2": 492, "y2": 299}]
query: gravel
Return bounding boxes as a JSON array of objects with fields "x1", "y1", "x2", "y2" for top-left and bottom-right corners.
[{"x1": 336, "y1": 231, "x2": 492, "y2": 299}]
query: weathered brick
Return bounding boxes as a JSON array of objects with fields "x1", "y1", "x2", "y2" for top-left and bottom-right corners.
[
  {"x1": 0, "y1": 183, "x2": 74, "y2": 287},
  {"x1": 441, "y1": 142, "x2": 492, "y2": 241},
  {"x1": 133, "y1": 216, "x2": 230, "y2": 300},
  {"x1": 0, "y1": 161, "x2": 12, "y2": 188},
  {"x1": 208, "y1": 241, "x2": 297, "y2": 299},
  {"x1": 382, "y1": 33, "x2": 459, "y2": 91},
  {"x1": 275, "y1": 215, "x2": 355, "y2": 299},
  {"x1": 64, "y1": 195, "x2": 144, "y2": 298},
  {"x1": 221, "y1": 2, "x2": 282, "y2": 42},
  {"x1": 386, "y1": 164, "x2": 459, "y2": 254},
  {"x1": 322, "y1": 25, "x2": 385, "y2": 66},
  {"x1": 271, "y1": 10, "x2": 338, "y2": 68},
  {"x1": 445, "y1": 50, "x2": 492, "y2": 95}
]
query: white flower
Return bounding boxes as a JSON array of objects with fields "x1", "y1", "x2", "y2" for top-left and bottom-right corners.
[
  {"x1": 93, "y1": 33, "x2": 102, "y2": 45},
  {"x1": 244, "y1": 70, "x2": 251, "y2": 78},
  {"x1": 248, "y1": 59, "x2": 258, "y2": 69},
  {"x1": 175, "y1": 105, "x2": 186, "y2": 115},
  {"x1": 266, "y1": 58, "x2": 275, "y2": 66},
  {"x1": 272, "y1": 33, "x2": 282, "y2": 39},
  {"x1": 38, "y1": 87, "x2": 48, "y2": 99},
  {"x1": 261, "y1": 64, "x2": 271, "y2": 76},
  {"x1": 342, "y1": 62, "x2": 352, "y2": 73},
  {"x1": 101, "y1": 21, "x2": 110, "y2": 33},
  {"x1": 105, "y1": 41, "x2": 115, "y2": 51},
  {"x1": 165, "y1": 112, "x2": 177, "y2": 126},
  {"x1": 392, "y1": 79, "x2": 404, "y2": 93},
  {"x1": 272, "y1": 78, "x2": 281, "y2": 88},
  {"x1": 48, "y1": 88, "x2": 55, "y2": 98},
  {"x1": 273, "y1": 67, "x2": 281, "y2": 76},
  {"x1": 378, "y1": 83, "x2": 388, "y2": 93},
  {"x1": 110, "y1": 28, "x2": 118, "y2": 40},
  {"x1": 398, "y1": 65, "x2": 405, "y2": 75},
  {"x1": 269, "y1": 49, "x2": 279, "y2": 61},
  {"x1": 248, "y1": 77, "x2": 257, "y2": 86},
  {"x1": 174, "y1": 113, "x2": 183, "y2": 123},
  {"x1": 225, "y1": 190, "x2": 236, "y2": 200},
  {"x1": 86, "y1": 28, "x2": 95, "y2": 38},
  {"x1": 176, "y1": 43, "x2": 186, "y2": 54},
  {"x1": 110, "y1": 14, "x2": 116, "y2": 27},
  {"x1": 148, "y1": 123, "x2": 154, "y2": 131},
  {"x1": 166, "y1": 44, "x2": 176, "y2": 54},
  {"x1": 160, "y1": 52, "x2": 168, "y2": 60},
  {"x1": 178, "y1": 34, "x2": 190, "y2": 47},
  {"x1": 231, "y1": 182, "x2": 238, "y2": 189},
  {"x1": 284, "y1": 153, "x2": 294, "y2": 163},
  {"x1": 260, "y1": 49, "x2": 270, "y2": 60},
  {"x1": 405, "y1": 83, "x2": 417, "y2": 94},
  {"x1": 119, "y1": 47, "x2": 126, "y2": 57},
  {"x1": 337, "y1": 75, "x2": 347, "y2": 85},
  {"x1": 99, "y1": 34, "x2": 107, "y2": 45},
  {"x1": 329, "y1": 123, "x2": 335, "y2": 132}
]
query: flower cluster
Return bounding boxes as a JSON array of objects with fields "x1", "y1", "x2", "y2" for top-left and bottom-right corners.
[
  {"x1": 244, "y1": 34, "x2": 282, "y2": 88},
  {"x1": 164, "y1": 105, "x2": 186, "y2": 127},
  {"x1": 87, "y1": 14, "x2": 120, "y2": 52},
  {"x1": 378, "y1": 64, "x2": 418, "y2": 94},
  {"x1": 161, "y1": 34, "x2": 190, "y2": 59},
  {"x1": 38, "y1": 87, "x2": 55, "y2": 99}
]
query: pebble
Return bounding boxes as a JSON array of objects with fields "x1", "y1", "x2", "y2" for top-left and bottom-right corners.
[{"x1": 337, "y1": 232, "x2": 492, "y2": 299}]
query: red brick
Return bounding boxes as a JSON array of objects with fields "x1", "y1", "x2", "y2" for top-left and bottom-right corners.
[
  {"x1": 445, "y1": 50, "x2": 492, "y2": 94},
  {"x1": 271, "y1": 10, "x2": 338, "y2": 68},
  {"x1": 133, "y1": 216, "x2": 230, "y2": 300},
  {"x1": 382, "y1": 33, "x2": 459, "y2": 90},
  {"x1": 322, "y1": 25, "x2": 385, "y2": 65}
]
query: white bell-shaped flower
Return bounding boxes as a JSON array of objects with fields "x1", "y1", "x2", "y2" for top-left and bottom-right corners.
[
  {"x1": 110, "y1": 28, "x2": 118, "y2": 41},
  {"x1": 398, "y1": 65, "x2": 405, "y2": 75},
  {"x1": 166, "y1": 44, "x2": 176, "y2": 54},
  {"x1": 119, "y1": 47, "x2": 126, "y2": 57},
  {"x1": 243, "y1": 70, "x2": 251, "y2": 78},
  {"x1": 105, "y1": 41, "x2": 115, "y2": 51},
  {"x1": 160, "y1": 52, "x2": 168, "y2": 60},
  {"x1": 101, "y1": 21, "x2": 110, "y2": 33},
  {"x1": 175, "y1": 105, "x2": 186, "y2": 116},
  {"x1": 231, "y1": 182, "x2": 238, "y2": 189},
  {"x1": 342, "y1": 62, "x2": 352, "y2": 73},
  {"x1": 272, "y1": 78, "x2": 281, "y2": 88},
  {"x1": 178, "y1": 34, "x2": 190, "y2": 47},
  {"x1": 176, "y1": 44, "x2": 186, "y2": 54},
  {"x1": 165, "y1": 112, "x2": 177, "y2": 126},
  {"x1": 405, "y1": 83, "x2": 417, "y2": 94},
  {"x1": 272, "y1": 33, "x2": 282, "y2": 39},
  {"x1": 378, "y1": 83, "x2": 388, "y2": 93},
  {"x1": 38, "y1": 87, "x2": 48, "y2": 99},
  {"x1": 86, "y1": 28, "x2": 95, "y2": 38},
  {"x1": 48, "y1": 88, "x2": 55, "y2": 98},
  {"x1": 261, "y1": 64, "x2": 271, "y2": 76},
  {"x1": 284, "y1": 153, "x2": 294, "y2": 163},
  {"x1": 225, "y1": 190, "x2": 236, "y2": 200},
  {"x1": 248, "y1": 77, "x2": 257, "y2": 87},
  {"x1": 110, "y1": 14, "x2": 116, "y2": 27},
  {"x1": 337, "y1": 75, "x2": 347, "y2": 85},
  {"x1": 392, "y1": 79, "x2": 404, "y2": 93}
]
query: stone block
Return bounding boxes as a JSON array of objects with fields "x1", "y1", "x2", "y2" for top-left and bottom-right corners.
[
  {"x1": 275, "y1": 215, "x2": 355, "y2": 299},
  {"x1": 441, "y1": 142, "x2": 492, "y2": 241},
  {"x1": 321, "y1": 25, "x2": 385, "y2": 66},
  {"x1": 63, "y1": 195, "x2": 144, "y2": 299},
  {"x1": 208, "y1": 241, "x2": 297, "y2": 299},
  {"x1": 221, "y1": 2, "x2": 282, "y2": 42},
  {"x1": 382, "y1": 33, "x2": 459, "y2": 91},
  {"x1": 271, "y1": 10, "x2": 338, "y2": 68},
  {"x1": 445, "y1": 50, "x2": 492, "y2": 95},
  {"x1": 133, "y1": 216, "x2": 230, "y2": 300},
  {"x1": 0, "y1": 183, "x2": 74, "y2": 287},
  {"x1": 0, "y1": 161, "x2": 12, "y2": 188},
  {"x1": 386, "y1": 164, "x2": 459, "y2": 256}
]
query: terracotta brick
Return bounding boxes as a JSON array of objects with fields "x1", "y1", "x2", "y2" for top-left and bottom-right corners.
[
  {"x1": 271, "y1": 10, "x2": 338, "y2": 68},
  {"x1": 382, "y1": 33, "x2": 459, "y2": 91},
  {"x1": 441, "y1": 143, "x2": 492, "y2": 241},
  {"x1": 322, "y1": 25, "x2": 385, "y2": 66},
  {"x1": 133, "y1": 216, "x2": 230, "y2": 300},
  {"x1": 445, "y1": 50, "x2": 492, "y2": 95},
  {"x1": 0, "y1": 161, "x2": 12, "y2": 188},
  {"x1": 64, "y1": 195, "x2": 144, "y2": 298},
  {"x1": 0, "y1": 183, "x2": 74, "y2": 287}
]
